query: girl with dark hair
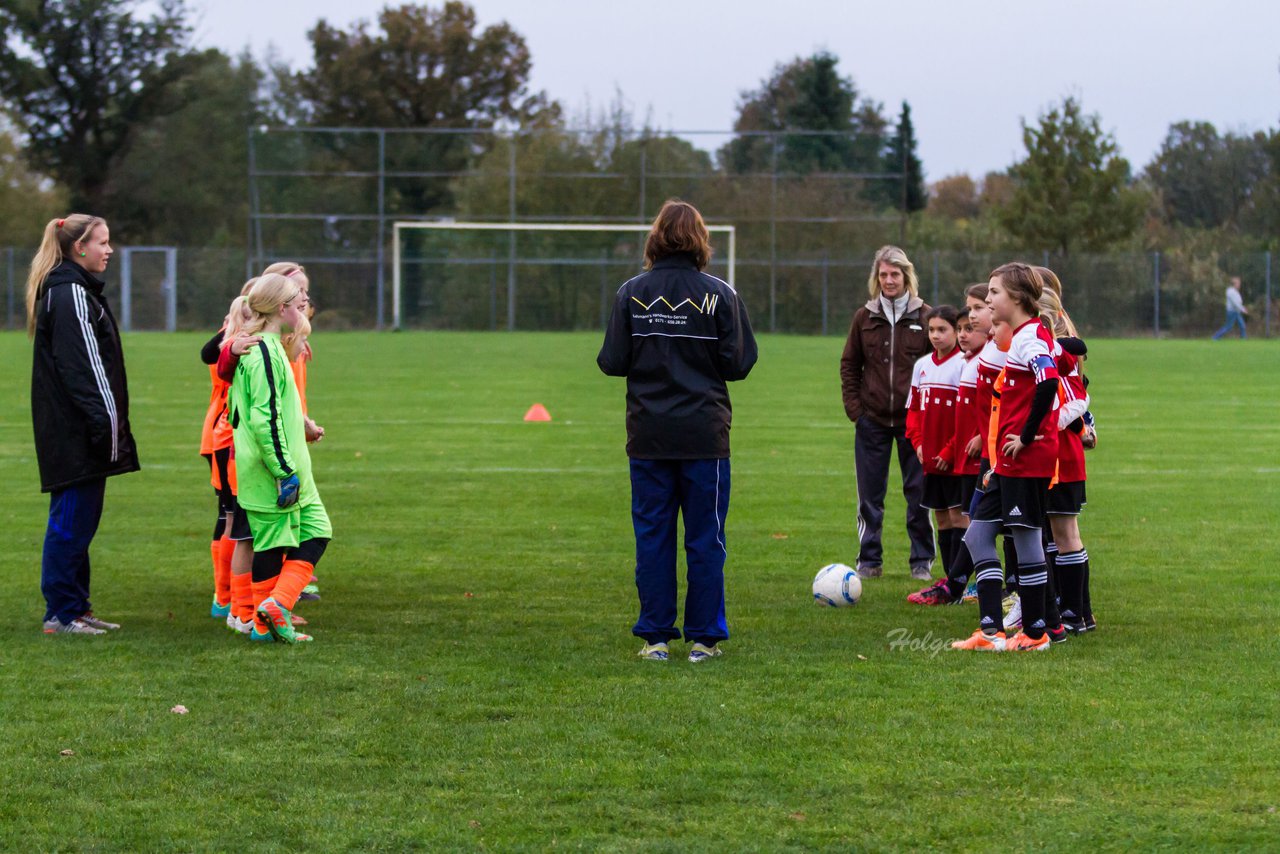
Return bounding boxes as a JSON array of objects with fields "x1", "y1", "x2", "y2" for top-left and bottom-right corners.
[{"x1": 27, "y1": 215, "x2": 140, "y2": 634}]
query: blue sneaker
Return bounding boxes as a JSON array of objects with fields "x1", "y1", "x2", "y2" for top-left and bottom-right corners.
[
  {"x1": 688, "y1": 642, "x2": 723, "y2": 663},
  {"x1": 637, "y1": 642, "x2": 669, "y2": 660},
  {"x1": 962, "y1": 580, "x2": 978, "y2": 603},
  {"x1": 211, "y1": 597, "x2": 231, "y2": 619}
]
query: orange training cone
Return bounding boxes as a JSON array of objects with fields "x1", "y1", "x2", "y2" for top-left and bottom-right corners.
[{"x1": 523, "y1": 403, "x2": 552, "y2": 422}]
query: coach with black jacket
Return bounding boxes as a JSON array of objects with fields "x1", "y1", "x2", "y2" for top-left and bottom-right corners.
[
  {"x1": 840, "y1": 246, "x2": 934, "y2": 581},
  {"x1": 27, "y1": 215, "x2": 139, "y2": 635},
  {"x1": 598, "y1": 199, "x2": 756, "y2": 663}
]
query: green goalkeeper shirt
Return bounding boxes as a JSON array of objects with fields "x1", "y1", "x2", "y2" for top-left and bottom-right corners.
[{"x1": 228, "y1": 333, "x2": 317, "y2": 512}]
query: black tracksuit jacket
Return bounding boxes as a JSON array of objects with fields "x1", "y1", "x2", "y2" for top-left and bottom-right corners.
[
  {"x1": 30, "y1": 261, "x2": 140, "y2": 492},
  {"x1": 597, "y1": 254, "x2": 757, "y2": 459}
]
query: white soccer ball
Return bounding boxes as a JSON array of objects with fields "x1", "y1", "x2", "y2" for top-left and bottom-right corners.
[{"x1": 812, "y1": 563, "x2": 862, "y2": 607}]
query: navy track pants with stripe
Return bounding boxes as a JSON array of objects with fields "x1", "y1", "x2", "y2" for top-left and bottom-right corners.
[{"x1": 41, "y1": 478, "x2": 106, "y2": 625}]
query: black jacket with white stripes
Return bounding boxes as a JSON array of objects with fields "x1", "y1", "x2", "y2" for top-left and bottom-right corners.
[
  {"x1": 597, "y1": 254, "x2": 757, "y2": 459},
  {"x1": 31, "y1": 261, "x2": 140, "y2": 492}
]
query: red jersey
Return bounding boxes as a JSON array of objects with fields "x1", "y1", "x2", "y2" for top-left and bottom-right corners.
[
  {"x1": 953, "y1": 350, "x2": 983, "y2": 476},
  {"x1": 905, "y1": 348, "x2": 963, "y2": 475},
  {"x1": 974, "y1": 339, "x2": 1006, "y2": 459},
  {"x1": 994, "y1": 319, "x2": 1060, "y2": 478},
  {"x1": 1054, "y1": 345, "x2": 1087, "y2": 483}
]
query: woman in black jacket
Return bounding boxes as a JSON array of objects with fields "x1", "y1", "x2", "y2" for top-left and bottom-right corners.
[{"x1": 27, "y1": 214, "x2": 140, "y2": 634}]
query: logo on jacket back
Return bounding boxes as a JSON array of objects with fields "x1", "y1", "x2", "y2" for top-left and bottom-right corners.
[{"x1": 630, "y1": 293, "x2": 719, "y2": 334}]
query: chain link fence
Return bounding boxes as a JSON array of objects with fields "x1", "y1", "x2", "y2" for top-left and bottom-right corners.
[{"x1": 2, "y1": 245, "x2": 1274, "y2": 338}]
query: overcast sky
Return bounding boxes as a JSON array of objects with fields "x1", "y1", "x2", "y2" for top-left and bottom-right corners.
[{"x1": 190, "y1": 0, "x2": 1280, "y2": 181}]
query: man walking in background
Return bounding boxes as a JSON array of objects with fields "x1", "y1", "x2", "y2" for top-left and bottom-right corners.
[{"x1": 1212, "y1": 276, "x2": 1248, "y2": 340}]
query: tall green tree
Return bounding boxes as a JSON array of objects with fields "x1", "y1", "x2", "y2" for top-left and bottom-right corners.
[
  {"x1": 720, "y1": 52, "x2": 888, "y2": 178},
  {"x1": 1146, "y1": 121, "x2": 1273, "y2": 232},
  {"x1": 884, "y1": 101, "x2": 926, "y2": 212},
  {"x1": 0, "y1": 0, "x2": 203, "y2": 212},
  {"x1": 998, "y1": 97, "x2": 1146, "y2": 254},
  {"x1": 0, "y1": 121, "x2": 66, "y2": 243}
]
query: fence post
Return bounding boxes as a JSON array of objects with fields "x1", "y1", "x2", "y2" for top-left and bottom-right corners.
[
  {"x1": 489, "y1": 261, "x2": 497, "y2": 331},
  {"x1": 769, "y1": 134, "x2": 778, "y2": 333},
  {"x1": 1152, "y1": 251, "x2": 1161, "y2": 338},
  {"x1": 507, "y1": 135, "x2": 517, "y2": 332},
  {"x1": 376, "y1": 129, "x2": 386, "y2": 331},
  {"x1": 1266, "y1": 251, "x2": 1272, "y2": 339},
  {"x1": 821, "y1": 252, "x2": 829, "y2": 336},
  {"x1": 599, "y1": 250, "x2": 610, "y2": 329},
  {"x1": 6, "y1": 247, "x2": 13, "y2": 330}
]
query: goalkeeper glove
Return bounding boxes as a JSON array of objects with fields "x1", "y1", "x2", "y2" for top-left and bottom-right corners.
[{"x1": 277, "y1": 474, "x2": 300, "y2": 507}]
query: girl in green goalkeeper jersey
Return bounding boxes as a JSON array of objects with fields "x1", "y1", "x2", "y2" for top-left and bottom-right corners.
[{"x1": 227, "y1": 274, "x2": 332, "y2": 644}]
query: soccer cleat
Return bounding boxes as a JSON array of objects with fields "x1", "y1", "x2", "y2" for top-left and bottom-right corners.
[
  {"x1": 297, "y1": 584, "x2": 321, "y2": 602},
  {"x1": 228, "y1": 614, "x2": 253, "y2": 635},
  {"x1": 1059, "y1": 611, "x2": 1087, "y2": 634},
  {"x1": 962, "y1": 580, "x2": 978, "y2": 603},
  {"x1": 1082, "y1": 615, "x2": 1098, "y2": 633},
  {"x1": 1046, "y1": 624, "x2": 1069, "y2": 645},
  {"x1": 256, "y1": 597, "x2": 308, "y2": 644},
  {"x1": 43, "y1": 618, "x2": 106, "y2": 635},
  {"x1": 637, "y1": 642, "x2": 669, "y2": 661},
  {"x1": 909, "y1": 564, "x2": 933, "y2": 582},
  {"x1": 210, "y1": 597, "x2": 231, "y2": 619},
  {"x1": 688, "y1": 642, "x2": 723, "y2": 663},
  {"x1": 290, "y1": 613, "x2": 309, "y2": 626},
  {"x1": 1005, "y1": 631, "x2": 1052, "y2": 652},
  {"x1": 950, "y1": 630, "x2": 1006, "y2": 652},
  {"x1": 907, "y1": 579, "x2": 954, "y2": 606},
  {"x1": 79, "y1": 612, "x2": 120, "y2": 630},
  {"x1": 249, "y1": 627, "x2": 274, "y2": 643},
  {"x1": 856, "y1": 564, "x2": 882, "y2": 580},
  {"x1": 1002, "y1": 594, "x2": 1022, "y2": 631}
]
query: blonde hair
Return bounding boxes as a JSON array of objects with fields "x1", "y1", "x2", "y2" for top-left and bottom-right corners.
[
  {"x1": 866, "y1": 245, "x2": 920, "y2": 299},
  {"x1": 221, "y1": 279, "x2": 259, "y2": 348},
  {"x1": 25, "y1": 215, "x2": 107, "y2": 336},
  {"x1": 262, "y1": 261, "x2": 312, "y2": 358},
  {"x1": 242, "y1": 274, "x2": 311, "y2": 345},
  {"x1": 1039, "y1": 287, "x2": 1079, "y2": 338}
]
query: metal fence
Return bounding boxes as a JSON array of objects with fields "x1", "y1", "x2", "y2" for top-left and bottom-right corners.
[{"x1": 1, "y1": 245, "x2": 1274, "y2": 338}]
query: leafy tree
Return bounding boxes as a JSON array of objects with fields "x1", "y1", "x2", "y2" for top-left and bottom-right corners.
[
  {"x1": 0, "y1": 0, "x2": 202, "y2": 212},
  {"x1": 997, "y1": 97, "x2": 1146, "y2": 254},
  {"x1": 927, "y1": 174, "x2": 979, "y2": 221},
  {"x1": 0, "y1": 121, "x2": 66, "y2": 243},
  {"x1": 1146, "y1": 121, "x2": 1273, "y2": 232},
  {"x1": 884, "y1": 101, "x2": 926, "y2": 212},
  {"x1": 720, "y1": 52, "x2": 888, "y2": 180}
]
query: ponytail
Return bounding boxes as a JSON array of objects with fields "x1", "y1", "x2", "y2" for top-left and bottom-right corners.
[{"x1": 25, "y1": 214, "x2": 105, "y2": 337}]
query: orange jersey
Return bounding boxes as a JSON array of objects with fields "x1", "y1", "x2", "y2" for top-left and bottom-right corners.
[
  {"x1": 291, "y1": 342, "x2": 311, "y2": 416},
  {"x1": 201, "y1": 365, "x2": 233, "y2": 455}
]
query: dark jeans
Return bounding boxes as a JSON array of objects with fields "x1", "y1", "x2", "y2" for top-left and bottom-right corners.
[
  {"x1": 1212, "y1": 310, "x2": 1246, "y2": 340},
  {"x1": 41, "y1": 478, "x2": 106, "y2": 625},
  {"x1": 854, "y1": 417, "x2": 934, "y2": 570},
  {"x1": 629, "y1": 458, "x2": 730, "y2": 646}
]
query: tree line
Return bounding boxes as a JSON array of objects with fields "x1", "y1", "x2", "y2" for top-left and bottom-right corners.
[{"x1": 1, "y1": 0, "x2": 1277, "y2": 267}]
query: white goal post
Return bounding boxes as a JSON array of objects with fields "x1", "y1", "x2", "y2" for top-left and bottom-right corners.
[{"x1": 391, "y1": 221, "x2": 736, "y2": 330}]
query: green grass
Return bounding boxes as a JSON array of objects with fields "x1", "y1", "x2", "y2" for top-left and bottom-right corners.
[{"x1": 0, "y1": 331, "x2": 1277, "y2": 851}]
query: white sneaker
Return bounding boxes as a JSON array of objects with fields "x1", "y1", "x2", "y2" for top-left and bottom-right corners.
[
  {"x1": 79, "y1": 612, "x2": 120, "y2": 630},
  {"x1": 688, "y1": 642, "x2": 723, "y2": 663},
  {"x1": 227, "y1": 615, "x2": 253, "y2": 635},
  {"x1": 43, "y1": 618, "x2": 106, "y2": 635},
  {"x1": 1003, "y1": 594, "x2": 1023, "y2": 632},
  {"x1": 637, "y1": 642, "x2": 669, "y2": 660}
]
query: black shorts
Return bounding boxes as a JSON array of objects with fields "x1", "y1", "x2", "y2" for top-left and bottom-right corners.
[
  {"x1": 212, "y1": 446, "x2": 237, "y2": 514},
  {"x1": 1046, "y1": 480, "x2": 1087, "y2": 516},
  {"x1": 971, "y1": 473, "x2": 1050, "y2": 529},
  {"x1": 959, "y1": 474, "x2": 978, "y2": 515},
  {"x1": 229, "y1": 510, "x2": 253, "y2": 542},
  {"x1": 921, "y1": 473, "x2": 964, "y2": 510}
]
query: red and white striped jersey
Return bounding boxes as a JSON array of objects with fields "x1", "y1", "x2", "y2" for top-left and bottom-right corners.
[
  {"x1": 1055, "y1": 345, "x2": 1087, "y2": 483},
  {"x1": 906, "y1": 348, "x2": 963, "y2": 474},
  {"x1": 994, "y1": 319, "x2": 1060, "y2": 478},
  {"x1": 953, "y1": 350, "x2": 983, "y2": 476}
]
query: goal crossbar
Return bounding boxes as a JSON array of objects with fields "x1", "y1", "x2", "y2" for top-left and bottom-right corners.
[{"x1": 392, "y1": 221, "x2": 736, "y2": 330}]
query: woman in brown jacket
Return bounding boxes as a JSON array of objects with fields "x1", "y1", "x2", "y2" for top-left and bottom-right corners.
[{"x1": 840, "y1": 245, "x2": 934, "y2": 580}]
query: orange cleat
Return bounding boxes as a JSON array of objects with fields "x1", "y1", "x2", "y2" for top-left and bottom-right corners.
[
  {"x1": 951, "y1": 630, "x2": 1006, "y2": 651},
  {"x1": 1005, "y1": 631, "x2": 1051, "y2": 652}
]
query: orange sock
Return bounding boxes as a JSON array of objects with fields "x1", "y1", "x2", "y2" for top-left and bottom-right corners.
[
  {"x1": 230, "y1": 571, "x2": 252, "y2": 622},
  {"x1": 214, "y1": 536, "x2": 233, "y2": 606},
  {"x1": 251, "y1": 577, "x2": 276, "y2": 631},
  {"x1": 271, "y1": 560, "x2": 316, "y2": 611}
]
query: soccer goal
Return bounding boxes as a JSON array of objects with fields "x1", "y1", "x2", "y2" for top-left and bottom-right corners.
[{"x1": 391, "y1": 221, "x2": 736, "y2": 330}]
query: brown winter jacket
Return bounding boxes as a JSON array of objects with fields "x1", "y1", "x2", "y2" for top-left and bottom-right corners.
[{"x1": 840, "y1": 295, "x2": 932, "y2": 428}]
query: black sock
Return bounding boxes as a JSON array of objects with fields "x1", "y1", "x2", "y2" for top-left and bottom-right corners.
[
  {"x1": 1003, "y1": 534, "x2": 1019, "y2": 595},
  {"x1": 975, "y1": 563, "x2": 1004, "y2": 635},
  {"x1": 946, "y1": 535, "x2": 974, "y2": 599},
  {"x1": 1055, "y1": 548, "x2": 1086, "y2": 620},
  {"x1": 1044, "y1": 550, "x2": 1062, "y2": 629},
  {"x1": 937, "y1": 529, "x2": 955, "y2": 577},
  {"x1": 1081, "y1": 550, "x2": 1092, "y2": 620},
  {"x1": 1017, "y1": 562, "x2": 1048, "y2": 639}
]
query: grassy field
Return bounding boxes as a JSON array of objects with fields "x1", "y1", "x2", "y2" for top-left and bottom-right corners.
[{"x1": 0, "y1": 330, "x2": 1277, "y2": 851}]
